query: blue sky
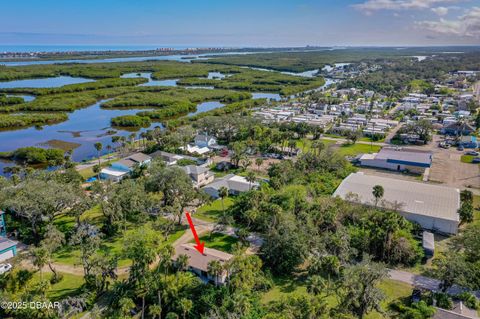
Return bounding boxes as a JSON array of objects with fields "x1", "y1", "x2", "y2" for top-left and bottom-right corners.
[{"x1": 1, "y1": 0, "x2": 479, "y2": 47}]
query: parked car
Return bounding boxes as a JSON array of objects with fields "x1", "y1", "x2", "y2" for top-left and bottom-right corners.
[
  {"x1": 411, "y1": 289, "x2": 422, "y2": 303},
  {"x1": 465, "y1": 151, "x2": 479, "y2": 156},
  {"x1": 472, "y1": 157, "x2": 480, "y2": 163},
  {"x1": 457, "y1": 145, "x2": 464, "y2": 151},
  {"x1": 438, "y1": 142, "x2": 450, "y2": 149},
  {"x1": 0, "y1": 263, "x2": 12, "y2": 275}
]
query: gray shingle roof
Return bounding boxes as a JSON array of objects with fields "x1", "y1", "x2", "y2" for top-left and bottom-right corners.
[
  {"x1": 173, "y1": 243, "x2": 233, "y2": 273},
  {"x1": 333, "y1": 173, "x2": 460, "y2": 221}
]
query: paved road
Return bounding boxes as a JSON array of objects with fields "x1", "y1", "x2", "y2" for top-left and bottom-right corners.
[{"x1": 388, "y1": 269, "x2": 480, "y2": 299}]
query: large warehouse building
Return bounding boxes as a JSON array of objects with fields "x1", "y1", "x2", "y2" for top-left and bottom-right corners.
[
  {"x1": 358, "y1": 147, "x2": 432, "y2": 174},
  {"x1": 333, "y1": 173, "x2": 460, "y2": 235}
]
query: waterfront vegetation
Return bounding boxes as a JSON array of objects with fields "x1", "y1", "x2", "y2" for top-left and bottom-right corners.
[
  {"x1": 0, "y1": 112, "x2": 68, "y2": 128},
  {"x1": 110, "y1": 114, "x2": 151, "y2": 127},
  {"x1": 198, "y1": 47, "x2": 441, "y2": 72},
  {"x1": 0, "y1": 60, "x2": 326, "y2": 130}
]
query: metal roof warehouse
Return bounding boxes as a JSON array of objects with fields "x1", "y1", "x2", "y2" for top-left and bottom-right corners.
[{"x1": 333, "y1": 173, "x2": 460, "y2": 234}]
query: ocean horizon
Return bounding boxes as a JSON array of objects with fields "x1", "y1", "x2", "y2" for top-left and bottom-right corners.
[{"x1": 0, "y1": 44, "x2": 230, "y2": 53}]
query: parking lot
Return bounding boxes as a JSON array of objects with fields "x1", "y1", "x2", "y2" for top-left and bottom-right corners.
[
  {"x1": 418, "y1": 135, "x2": 480, "y2": 190},
  {"x1": 359, "y1": 135, "x2": 480, "y2": 191}
]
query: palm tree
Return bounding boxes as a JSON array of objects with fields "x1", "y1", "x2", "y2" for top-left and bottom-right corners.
[
  {"x1": 255, "y1": 157, "x2": 264, "y2": 171},
  {"x1": 372, "y1": 185, "x2": 384, "y2": 208},
  {"x1": 307, "y1": 275, "x2": 327, "y2": 296},
  {"x1": 246, "y1": 171, "x2": 256, "y2": 190},
  {"x1": 207, "y1": 260, "x2": 223, "y2": 286},
  {"x1": 179, "y1": 298, "x2": 192, "y2": 319},
  {"x1": 94, "y1": 142, "x2": 103, "y2": 179},
  {"x1": 118, "y1": 297, "x2": 135, "y2": 319},
  {"x1": 218, "y1": 186, "x2": 229, "y2": 213},
  {"x1": 176, "y1": 254, "x2": 189, "y2": 273},
  {"x1": 149, "y1": 305, "x2": 162, "y2": 319}
]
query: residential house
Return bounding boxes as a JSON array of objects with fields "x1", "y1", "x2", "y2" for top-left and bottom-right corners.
[
  {"x1": 182, "y1": 165, "x2": 215, "y2": 187},
  {"x1": 194, "y1": 134, "x2": 217, "y2": 149},
  {"x1": 0, "y1": 211, "x2": 18, "y2": 262},
  {"x1": 202, "y1": 174, "x2": 259, "y2": 198},
  {"x1": 442, "y1": 122, "x2": 475, "y2": 136},
  {"x1": 173, "y1": 243, "x2": 233, "y2": 285},
  {"x1": 100, "y1": 152, "x2": 152, "y2": 182},
  {"x1": 150, "y1": 150, "x2": 210, "y2": 166}
]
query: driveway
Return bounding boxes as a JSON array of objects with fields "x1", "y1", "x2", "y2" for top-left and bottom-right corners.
[{"x1": 388, "y1": 269, "x2": 480, "y2": 299}]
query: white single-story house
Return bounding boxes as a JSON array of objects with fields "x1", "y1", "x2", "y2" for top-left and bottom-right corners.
[
  {"x1": 358, "y1": 148, "x2": 432, "y2": 174},
  {"x1": 173, "y1": 243, "x2": 233, "y2": 285},
  {"x1": 100, "y1": 152, "x2": 152, "y2": 182},
  {"x1": 202, "y1": 174, "x2": 259, "y2": 198},
  {"x1": 181, "y1": 165, "x2": 215, "y2": 187},
  {"x1": 333, "y1": 172, "x2": 460, "y2": 235}
]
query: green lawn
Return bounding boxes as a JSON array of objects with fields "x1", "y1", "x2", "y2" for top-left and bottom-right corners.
[
  {"x1": 32, "y1": 272, "x2": 85, "y2": 301},
  {"x1": 461, "y1": 155, "x2": 477, "y2": 163},
  {"x1": 296, "y1": 138, "x2": 336, "y2": 153},
  {"x1": 53, "y1": 205, "x2": 103, "y2": 233},
  {"x1": 262, "y1": 276, "x2": 412, "y2": 319},
  {"x1": 336, "y1": 143, "x2": 381, "y2": 157},
  {"x1": 194, "y1": 233, "x2": 239, "y2": 254},
  {"x1": 194, "y1": 198, "x2": 234, "y2": 222},
  {"x1": 54, "y1": 219, "x2": 186, "y2": 267}
]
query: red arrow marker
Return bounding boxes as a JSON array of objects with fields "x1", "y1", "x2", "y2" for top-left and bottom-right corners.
[{"x1": 185, "y1": 211, "x2": 205, "y2": 254}]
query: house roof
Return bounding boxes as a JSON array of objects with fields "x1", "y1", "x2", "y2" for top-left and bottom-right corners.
[
  {"x1": 195, "y1": 134, "x2": 215, "y2": 142},
  {"x1": 100, "y1": 167, "x2": 129, "y2": 177},
  {"x1": 333, "y1": 173, "x2": 460, "y2": 222},
  {"x1": 203, "y1": 174, "x2": 258, "y2": 193},
  {"x1": 116, "y1": 158, "x2": 137, "y2": 168},
  {"x1": 128, "y1": 152, "x2": 151, "y2": 163},
  {"x1": 173, "y1": 243, "x2": 233, "y2": 273},
  {"x1": 0, "y1": 238, "x2": 18, "y2": 251},
  {"x1": 182, "y1": 165, "x2": 209, "y2": 176},
  {"x1": 150, "y1": 151, "x2": 183, "y2": 162}
]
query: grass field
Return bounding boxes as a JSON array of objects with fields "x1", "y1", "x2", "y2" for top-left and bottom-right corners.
[
  {"x1": 262, "y1": 276, "x2": 413, "y2": 318},
  {"x1": 461, "y1": 155, "x2": 477, "y2": 163},
  {"x1": 195, "y1": 233, "x2": 239, "y2": 254},
  {"x1": 54, "y1": 213, "x2": 186, "y2": 267},
  {"x1": 194, "y1": 198, "x2": 234, "y2": 222},
  {"x1": 336, "y1": 143, "x2": 381, "y2": 156},
  {"x1": 296, "y1": 138, "x2": 336, "y2": 153},
  {"x1": 31, "y1": 272, "x2": 85, "y2": 301}
]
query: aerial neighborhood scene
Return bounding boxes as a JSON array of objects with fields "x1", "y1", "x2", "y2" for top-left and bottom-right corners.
[{"x1": 1, "y1": 1, "x2": 480, "y2": 318}]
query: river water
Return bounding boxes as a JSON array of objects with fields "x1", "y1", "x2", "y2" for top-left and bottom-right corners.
[{"x1": 0, "y1": 63, "x2": 334, "y2": 173}]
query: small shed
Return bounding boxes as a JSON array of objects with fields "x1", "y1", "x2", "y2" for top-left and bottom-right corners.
[{"x1": 422, "y1": 231, "x2": 435, "y2": 257}]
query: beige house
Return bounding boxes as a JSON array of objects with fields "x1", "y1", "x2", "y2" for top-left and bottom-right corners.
[
  {"x1": 181, "y1": 165, "x2": 214, "y2": 187},
  {"x1": 173, "y1": 243, "x2": 233, "y2": 285}
]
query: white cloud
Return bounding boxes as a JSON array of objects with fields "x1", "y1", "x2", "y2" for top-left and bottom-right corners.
[
  {"x1": 431, "y1": 6, "x2": 449, "y2": 16},
  {"x1": 353, "y1": 0, "x2": 467, "y2": 14},
  {"x1": 416, "y1": 6, "x2": 480, "y2": 37}
]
